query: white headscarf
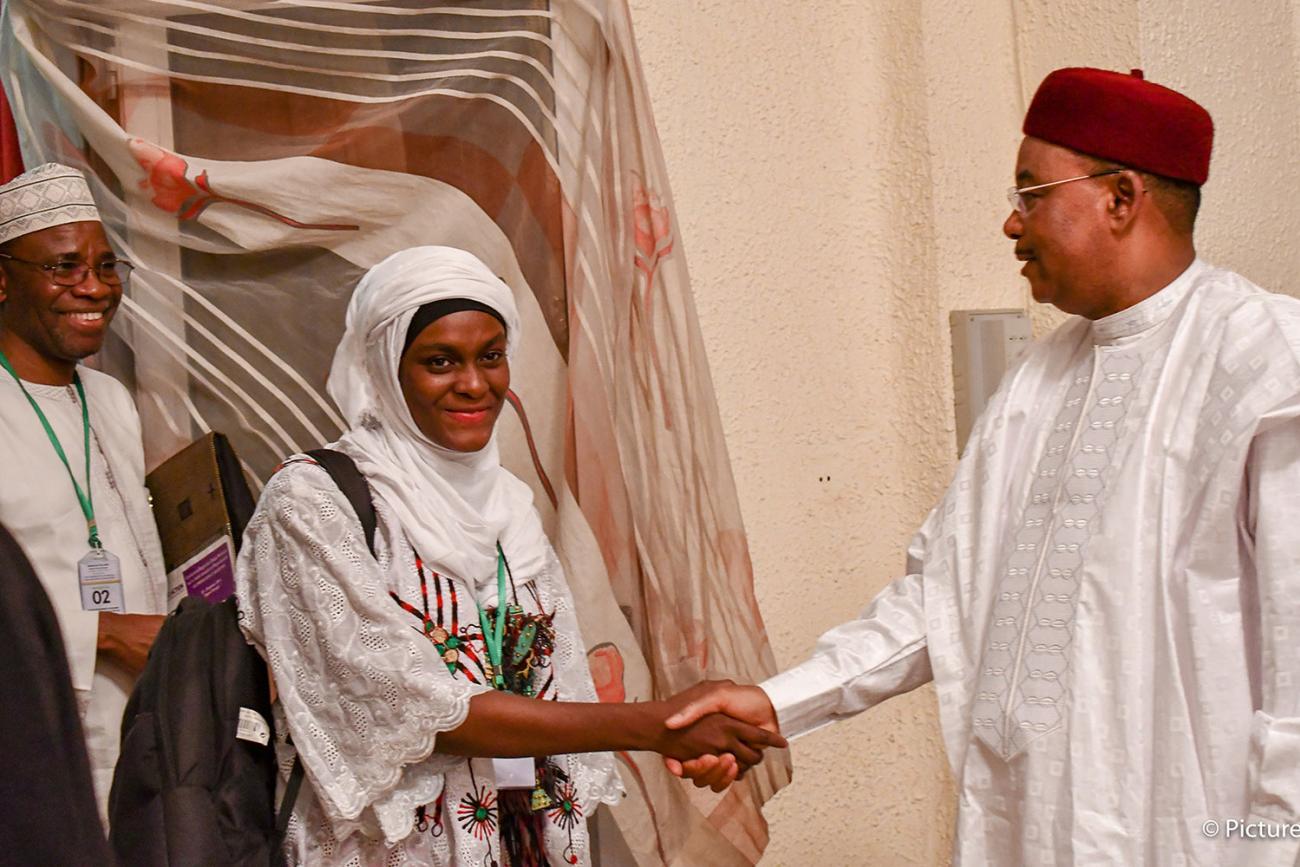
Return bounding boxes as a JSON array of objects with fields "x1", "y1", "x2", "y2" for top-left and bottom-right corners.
[{"x1": 327, "y1": 246, "x2": 547, "y2": 599}]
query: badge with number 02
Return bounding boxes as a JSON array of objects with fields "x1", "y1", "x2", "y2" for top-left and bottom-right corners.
[{"x1": 78, "y1": 548, "x2": 126, "y2": 613}]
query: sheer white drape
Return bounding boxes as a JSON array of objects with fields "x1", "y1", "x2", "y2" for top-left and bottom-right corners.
[{"x1": 0, "y1": 1, "x2": 790, "y2": 862}]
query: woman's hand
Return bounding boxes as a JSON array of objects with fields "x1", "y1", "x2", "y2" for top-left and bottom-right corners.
[
  {"x1": 653, "y1": 710, "x2": 784, "y2": 767},
  {"x1": 658, "y1": 679, "x2": 785, "y2": 792}
]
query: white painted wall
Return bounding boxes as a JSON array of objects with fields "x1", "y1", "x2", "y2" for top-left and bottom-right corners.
[{"x1": 625, "y1": 1, "x2": 1300, "y2": 862}]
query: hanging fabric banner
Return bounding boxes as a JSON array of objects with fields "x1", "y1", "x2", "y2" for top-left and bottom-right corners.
[
  {"x1": 0, "y1": 80, "x2": 20, "y2": 181},
  {"x1": 0, "y1": 1, "x2": 789, "y2": 863}
]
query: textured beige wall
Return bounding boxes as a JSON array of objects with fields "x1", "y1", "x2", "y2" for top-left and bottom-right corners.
[
  {"x1": 625, "y1": 1, "x2": 1300, "y2": 864},
  {"x1": 1138, "y1": 0, "x2": 1300, "y2": 299}
]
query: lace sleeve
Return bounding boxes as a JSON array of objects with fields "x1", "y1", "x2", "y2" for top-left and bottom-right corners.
[
  {"x1": 236, "y1": 461, "x2": 487, "y2": 843},
  {"x1": 534, "y1": 546, "x2": 624, "y2": 810}
]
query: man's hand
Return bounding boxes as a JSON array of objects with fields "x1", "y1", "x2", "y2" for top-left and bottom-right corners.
[
  {"x1": 97, "y1": 612, "x2": 165, "y2": 674},
  {"x1": 661, "y1": 680, "x2": 783, "y2": 792},
  {"x1": 653, "y1": 710, "x2": 784, "y2": 768}
]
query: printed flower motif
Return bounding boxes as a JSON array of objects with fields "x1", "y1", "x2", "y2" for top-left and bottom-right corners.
[
  {"x1": 632, "y1": 180, "x2": 673, "y2": 280},
  {"x1": 130, "y1": 139, "x2": 202, "y2": 216},
  {"x1": 127, "y1": 138, "x2": 357, "y2": 230},
  {"x1": 587, "y1": 642, "x2": 626, "y2": 703},
  {"x1": 629, "y1": 176, "x2": 676, "y2": 427}
]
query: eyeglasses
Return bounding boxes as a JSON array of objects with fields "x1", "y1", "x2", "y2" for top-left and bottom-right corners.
[
  {"x1": 1006, "y1": 169, "x2": 1123, "y2": 216},
  {"x1": 0, "y1": 252, "x2": 135, "y2": 286}
]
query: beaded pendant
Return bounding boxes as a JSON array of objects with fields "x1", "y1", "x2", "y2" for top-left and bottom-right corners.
[
  {"x1": 485, "y1": 604, "x2": 556, "y2": 696},
  {"x1": 424, "y1": 622, "x2": 462, "y2": 674}
]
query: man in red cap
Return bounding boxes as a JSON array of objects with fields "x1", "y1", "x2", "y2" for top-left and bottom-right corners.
[
  {"x1": 664, "y1": 68, "x2": 1300, "y2": 866},
  {"x1": 1008, "y1": 66, "x2": 1213, "y2": 318}
]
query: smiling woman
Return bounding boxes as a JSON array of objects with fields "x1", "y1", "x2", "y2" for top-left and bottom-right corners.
[
  {"x1": 234, "y1": 245, "x2": 784, "y2": 866},
  {"x1": 398, "y1": 303, "x2": 510, "y2": 455}
]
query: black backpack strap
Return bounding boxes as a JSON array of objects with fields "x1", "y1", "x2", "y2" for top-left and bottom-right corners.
[
  {"x1": 303, "y1": 448, "x2": 377, "y2": 557},
  {"x1": 274, "y1": 756, "x2": 305, "y2": 844},
  {"x1": 268, "y1": 449, "x2": 368, "y2": 851}
]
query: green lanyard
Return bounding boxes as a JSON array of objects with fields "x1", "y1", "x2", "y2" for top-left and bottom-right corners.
[
  {"x1": 0, "y1": 349, "x2": 100, "y2": 550},
  {"x1": 475, "y1": 544, "x2": 509, "y2": 691}
]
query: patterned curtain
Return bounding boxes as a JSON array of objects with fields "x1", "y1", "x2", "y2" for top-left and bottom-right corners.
[{"x1": 0, "y1": 1, "x2": 789, "y2": 862}]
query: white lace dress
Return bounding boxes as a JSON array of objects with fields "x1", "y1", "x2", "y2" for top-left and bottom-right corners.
[{"x1": 236, "y1": 458, "x2": 622, "y2": 866}]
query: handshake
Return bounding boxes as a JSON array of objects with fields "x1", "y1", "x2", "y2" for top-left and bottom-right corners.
[{"x1": 649, "y1": 680, "x2": 786, "y2": 792}]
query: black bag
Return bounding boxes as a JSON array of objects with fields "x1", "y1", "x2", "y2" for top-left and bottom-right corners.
[
  {"x1": 108, "y1": 448, "x2": 375, "y2": 866},
  {"x1": 108, "y1": 596, "x2": 292, "y2": 867}
]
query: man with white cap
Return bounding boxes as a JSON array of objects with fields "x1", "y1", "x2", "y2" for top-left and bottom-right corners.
[
  {"x1": 666, "y1": 69, "x2": 1300, "y2": 866},
  {"x1": 0, "y1": 162, "x2": 167, "y2": 822}
]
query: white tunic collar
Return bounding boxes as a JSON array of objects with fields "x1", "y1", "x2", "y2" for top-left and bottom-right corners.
[
  {"x1": 1090, "y1": 259, "x2": 1204, "y2": 345},
  {"x1": 15, "y1": 379, "x2": 77, "y2": 400}
]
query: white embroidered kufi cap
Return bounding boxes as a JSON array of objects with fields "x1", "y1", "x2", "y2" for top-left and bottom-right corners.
[{"x1": 0, "y1": 163, "x2": 101, "y2": 245}]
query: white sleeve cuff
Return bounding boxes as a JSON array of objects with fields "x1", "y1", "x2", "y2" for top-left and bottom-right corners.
[{"x1": 760, "y1": 657, "x2": 852, "y2": 740}]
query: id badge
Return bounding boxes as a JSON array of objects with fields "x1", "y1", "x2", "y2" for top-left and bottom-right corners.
[
  {"x1": 492, "y1": 757, "x2": 536, "y2": 790},
  {"x1": 78, "y1": 548, "x2": 126, "y2": 613}
]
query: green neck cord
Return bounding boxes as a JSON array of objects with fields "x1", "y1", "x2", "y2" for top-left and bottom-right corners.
[
  {"x1": 0, "y1": 349, "x2": 99, "y2": 548},
  {"x1": 475, "y1": 545, "x2": 509, "y2": 690}
]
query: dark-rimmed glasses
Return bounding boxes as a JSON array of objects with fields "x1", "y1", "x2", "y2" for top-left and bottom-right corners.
[{"x1": 0, "y1": 252, "x2": 134, "y2": 286}]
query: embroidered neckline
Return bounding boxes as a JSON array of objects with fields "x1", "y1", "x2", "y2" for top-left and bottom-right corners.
[
  {"x1": 1, "y1": 377, "x2": 78, "y2": 400},
  {"x1": 1090, "y1": 259, "x2": 1204, "y2": 345}
]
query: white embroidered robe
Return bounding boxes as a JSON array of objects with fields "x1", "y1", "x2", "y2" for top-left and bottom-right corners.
[{"x1": 763, "y1": 261, "x2": 1300, "y2": 866}]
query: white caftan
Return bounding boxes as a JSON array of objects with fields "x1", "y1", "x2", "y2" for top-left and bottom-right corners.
[
  {"x1": 0, "y1": 366, "x2": 167, "y2": 820},
  {"x1": 763, "y1": 260, "x2": 1300, "y2": 866},
  {"x1": 236, "y1": 455, "x2": 621, "y2": 866}
]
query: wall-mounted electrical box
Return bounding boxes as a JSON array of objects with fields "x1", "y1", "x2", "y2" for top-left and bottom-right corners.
[{"x1": 950, "y1": 308, "x2": 1032, "y2": 454}]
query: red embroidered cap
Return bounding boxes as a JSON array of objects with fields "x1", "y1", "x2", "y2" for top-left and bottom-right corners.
[{"x1": 1024, "y1": 67, "x2": 1214, "y2": 186}]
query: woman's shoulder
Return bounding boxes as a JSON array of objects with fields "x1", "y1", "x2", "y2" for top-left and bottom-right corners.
[
  {"x1": 256, "y1": 454, "x2": 403, "y2": 568},
  {"x1": 254, "y1": 455, "x2": 369, "y2": 536},
  {"x1": 262, "y1": 454, "x2": 343, "y2": 500}
]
